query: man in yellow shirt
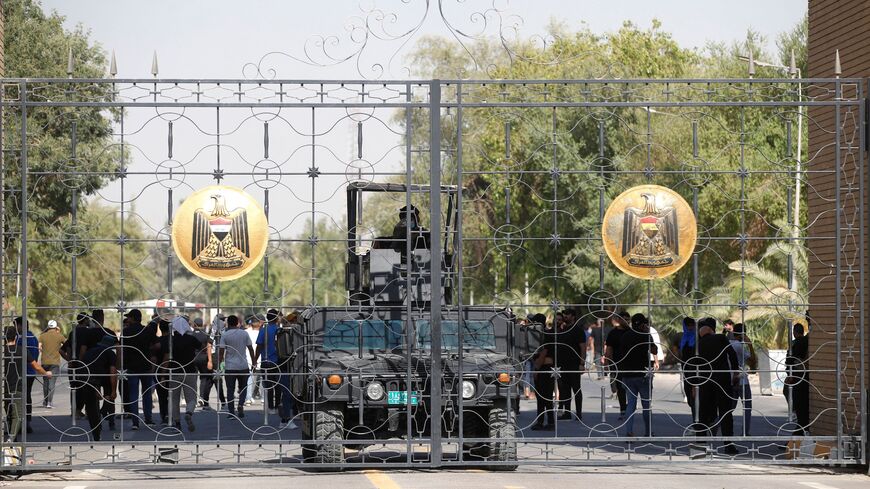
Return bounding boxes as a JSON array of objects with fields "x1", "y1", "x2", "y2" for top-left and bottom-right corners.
[{"x1": 38, "y1": 320, "x2": 65, "y2": 409}]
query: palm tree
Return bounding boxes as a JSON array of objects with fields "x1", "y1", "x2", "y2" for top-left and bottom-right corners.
[{"x1": 703, "y1": 228, "x2": 808, "y2": 349}]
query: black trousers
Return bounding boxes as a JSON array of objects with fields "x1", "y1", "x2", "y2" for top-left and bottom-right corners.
[
  {"x1": 534, "y1": 371, "x2": 555, "y2": 425},
  {"x1": 156, "y1": 379, "x2": 169, "y2": 421},
  {"x1": 684, "y1": 380, "x2": 697, "y2": 419},
  {"x1": 787, "y1": 380, "x2": 810, "y2": 435},
  {"x1": 25, "y1": 376, "x2": 34, "y2": 423},
  {"x1": 698, "y1": 380, "x2": 734, "y2": 437},
  {"x1": 224, "y1": 370, "x2": 250, "y2": 411},
  {"x1": 557, "y1": 370, "x2": 583, "y2": 417},
  {"x1": 81, "y1": 384, "x2": 103, "y2": 441},
  {"x1": 194, "y1": 355, "x2": 225, "y2": 406}
]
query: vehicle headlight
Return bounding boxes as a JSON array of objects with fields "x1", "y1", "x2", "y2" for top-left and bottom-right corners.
[
  {"x1": 366, "y1": 381, "x2": 385, "y2": 401},
  {"x1": 461, "y1": 380, "x2": 476, "y2": 399}
]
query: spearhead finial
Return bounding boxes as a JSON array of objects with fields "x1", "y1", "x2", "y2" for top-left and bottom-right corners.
[
  {"x1": 109, "y1": 50, "x2": 118, "y2": 77},
  {"x1": 66, "y1": 46, "x2": 74, "y2": 78},
  {"x1": 834, "y1": 49, "x2": 841, "y2": 77},
  {"x1": 789, "y1": 49, "x2": 797, "y2": 77},
  {"x1": 151, "y1": 51, "x2": 159, "y2": 78},
  {"x1": 748, "y1": 50, "x2": 755, "y2": 78}
]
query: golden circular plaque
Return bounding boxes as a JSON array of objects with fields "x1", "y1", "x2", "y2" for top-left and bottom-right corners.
[
  {"x1": 602, "y1": 184, "x2": 697, "y2": 280},
  {"x1": 171, "y1": 185, "x2": 269, "y2": 281}
]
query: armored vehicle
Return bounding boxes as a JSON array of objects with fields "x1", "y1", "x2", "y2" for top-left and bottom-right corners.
[{"x1": 292, "y1": 182, "x2": 520, "y2": 469}]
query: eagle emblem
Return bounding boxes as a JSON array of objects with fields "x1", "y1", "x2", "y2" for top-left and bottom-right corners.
[
  {"x1": 191, "y1": 193, "x2": 250, "y2": 270},
  {"x1": 602, "y1": 184, "x2": 696, "y2": 280},
  {"x1": 621, "y1": 193, "x2": 679, "y2": 268}
]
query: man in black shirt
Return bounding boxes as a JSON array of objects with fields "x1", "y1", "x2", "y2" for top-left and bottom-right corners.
[
  {"x1": 555, "y1": 310, "x2": 586, "y2": 421},
  {"x1": 79, "y1": 334, "x2": 118, "y2": 442},
  {"x1": 530, "y1": 314, "x2": 556, "y2": 430},
  {"x1": 696, "y1": 317, "x2": 739, "y2": 454},
  {"x1": 785, "y1": 322, "x2": 809, "y2": 436},
  {"x1": 617, "y1": 313, "x2": 657, "y2": 437},
  {"x1": 679, "y1": 317, "x2": 699, "y2": 419},
  {"x1": 61, "y1": 312, "x2": 102, "y2": 417},
  {"x1": 603, "y1": 311, "x2": 630, "y2": 418},
  {"x1": 121, "y1": 309, "x2": 156, "y2": 429},
  {"x1": 165, "y1": 316, "x2": 201, "y2": 432}
]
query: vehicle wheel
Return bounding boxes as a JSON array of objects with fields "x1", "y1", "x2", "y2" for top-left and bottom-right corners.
[
  {"x1": 303, "y1": 403, "x2": 345, "y2": 469},
  {"x1": 487, "y1": 401, "x2": 517, "y2": 470}
]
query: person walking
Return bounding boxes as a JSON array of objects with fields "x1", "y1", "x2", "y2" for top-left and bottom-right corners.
[
  {"x1": 4, "y1": 327, "x2": 52, "y2": 442},
  {"x1": 617, "y1": 313, "x2": 657, "y2": 437},
  {"x1": 696, "y1": 317, "x2": 739, "y2": 455},
  {"x1": 219, "y1": 315, "x2": 255, "y2": 419},
  {"x1": 165, "y1": 316, "x2": 201, "y2": 432},
  {"x1": 38, "y1": 320, "x2": 65, "y2": 409},
  {"x1": 245, "y1": 314, "x2": 264, "y2": 404},
  {"x1": 603, "y1": 311, "x2": 630, "y2": 419},
  {"x1": 679, "y1": 317, "x2": 699, "y2": 419},
  {"x1": 152, "y1": 318, "x2": 172, "y2": 424},
  {"x1": 121, "y1": 309, "x2": 157, "y2": 430},
  {"x1": 730, "y1": 323, "x2": 753, "y2": 435},
  {"x1": 13, "y1": 317, "x2": 40, "y2": 434},
  {"x1": 79, "y1": 334, "x2": 118, "y2": 442},
  {"x1": 530, "y1": 313, "x2": 556, "y2": 430},
  {"x1": 190, "y1": 317, "x2": 216, "y2": 410},
  {"x1": 785, "y1": 321, "x2": 810, "y2": 436},
  {"x1": 555, "y1": 310, "x2": 586, "y2": 421},
  {"x1": 253, "y1": 309, "x2": 295, "y2": 428}
]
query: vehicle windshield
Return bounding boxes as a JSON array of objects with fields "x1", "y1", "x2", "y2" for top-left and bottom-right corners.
[
  {"x1": 416, "y1": 320, "x2": 496, "y2": 350},
  {"x1": 322, "y1": 320, "x2": 405, "y2": 351}
]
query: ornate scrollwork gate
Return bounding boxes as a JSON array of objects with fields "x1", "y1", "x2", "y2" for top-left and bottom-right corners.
[{"x1": 0, "y1": 75, "x2": 865, "y2": 471}]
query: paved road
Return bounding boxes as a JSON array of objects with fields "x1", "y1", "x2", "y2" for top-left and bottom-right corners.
[{"x1": 6, "y1": 465, "x2": 869, "y2": 489}]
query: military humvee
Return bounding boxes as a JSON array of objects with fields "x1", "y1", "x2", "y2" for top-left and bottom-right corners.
[{"x1": 292, "y1": 182, "x2": 520, "y2": 469}]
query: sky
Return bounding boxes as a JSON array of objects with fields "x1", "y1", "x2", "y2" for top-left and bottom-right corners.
[
  {"x1": 34, "y1": 0, "x2": 808, "y2": 238},
  {"x1": 42, "y1": 0, "x2": 806, "y2": 79}
]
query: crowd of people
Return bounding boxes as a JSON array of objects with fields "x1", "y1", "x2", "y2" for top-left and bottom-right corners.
[
  {"x1": 2, "y1": 308, "x2": 300, "y2": 442},
  {"x1": 520, "y1": 310, "x2": 811, "y2": 450},
  {"x1": 2, "y1": 307, "x2": 812, "y2": 445}
]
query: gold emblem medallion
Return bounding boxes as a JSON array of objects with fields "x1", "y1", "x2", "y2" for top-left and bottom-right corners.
[
  {"x1": 602, "y1": 185, "x2": 697, "y2": 280},
  {"x1": 171, "y1": 185, "x2": 268, "y2": 281}
]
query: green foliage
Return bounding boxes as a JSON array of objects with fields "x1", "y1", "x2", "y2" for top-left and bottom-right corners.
[{"x1": 2, "y1": 0, "x2": 138, "y2": 326}]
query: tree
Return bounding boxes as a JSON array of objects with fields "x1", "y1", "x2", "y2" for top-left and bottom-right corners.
[{"x1": 2, "y1": 0, "x2": 138, "y2": 327}]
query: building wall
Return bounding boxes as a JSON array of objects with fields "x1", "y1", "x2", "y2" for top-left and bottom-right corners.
[{"x1": 807, "y1": 0, "x2": 868, "y2": 442}]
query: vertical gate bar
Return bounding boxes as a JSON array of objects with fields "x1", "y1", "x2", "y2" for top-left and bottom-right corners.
[
  {"x1": 834, "y1": 79, "x2": 843, "y2": 454},
  {"x1": 310, "y1": 108, "x2": 316, "y2": 305},
  {"x1": 692, "y1": 186, "x2": 700, "y2": 423},
  {"x1": 454, "y1": 83, "x2": 466, "y2": 461},
  {"x1": 428, "y1": 80, "x2": 443, "y2": 467},
  {"x1": 860, "y1": 79, "x2": 867, "y2": 465},
  {"x1": 404, "y1": 82, "x2": 413, "y2": 465},
  {"x1": 117, "y1": 95, "x2": 126, "y2": 442},
  {"x1": 0, "y1": 78, "x2": 6, "y2": 467},
  {"x1": 19, "y1": 81, "x2": 28, "y2": 458}
]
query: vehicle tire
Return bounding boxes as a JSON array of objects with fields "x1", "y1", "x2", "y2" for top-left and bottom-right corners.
[
  {"x1": 486, "y1": 401, "x2": 518, "y2": 470},
  {"x1": 302, "y1": 403, "x2": 345, "y2": 468}
]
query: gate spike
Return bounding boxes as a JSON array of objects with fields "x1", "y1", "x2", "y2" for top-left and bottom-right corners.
[
  {"x1": 109, "y1": 50, "x2": 118, "y2": 78},
  {"x1": 67, "y1": 46, "x2": 74, "y2": 78},
  {"x1": 747, "y1": 50, "x2": 755, "y2": 78},
  {"x1": 789, "y1": 49, "x2": 797, "y2": 77},
  {"x1": 834, "y1": 49, "x2": 841, "y2": 77},
  {"x1": 151, "y1": 51, "x2": 159, "y2": 78}
]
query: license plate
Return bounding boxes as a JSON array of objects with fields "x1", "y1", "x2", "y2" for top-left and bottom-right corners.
[{"x1": 387, "y1": 391, "x2": 419, "y2": 405}]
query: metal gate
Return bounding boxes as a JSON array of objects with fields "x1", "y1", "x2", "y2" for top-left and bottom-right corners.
[{"x1": 0, "y1": 76, "x2": 865, "y2": 470}]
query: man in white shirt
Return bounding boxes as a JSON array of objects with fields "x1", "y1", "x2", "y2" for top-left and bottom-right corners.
[
  {"x1": 245, "y1": 314, "x2": 263, "y2": 403},
  {"x1": 729, "y1": 323, "x2": 753, "y2": 435},
  {"x1": 219, "y1": 315, "x2": 255, "y2": 418}
]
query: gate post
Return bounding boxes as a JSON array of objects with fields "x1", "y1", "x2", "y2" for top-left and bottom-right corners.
[{"x1": 428, "y1": 79, "x2": 443, "y2": 467}]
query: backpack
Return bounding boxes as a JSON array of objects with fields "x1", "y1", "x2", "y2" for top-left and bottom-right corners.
[{"x1": 276, "y1": 326, "x2": 295, "y2": 360}]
